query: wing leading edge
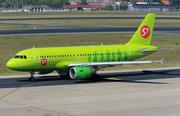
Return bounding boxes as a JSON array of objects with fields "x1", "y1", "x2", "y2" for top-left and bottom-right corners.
[{"x1": 68, "y1": 58, "x2": 164, "y2": 67}]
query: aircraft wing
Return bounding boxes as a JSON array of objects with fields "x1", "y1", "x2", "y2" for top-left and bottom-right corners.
[{"x1": 68, "y1": 58, "x2": 164, "y2": 67}]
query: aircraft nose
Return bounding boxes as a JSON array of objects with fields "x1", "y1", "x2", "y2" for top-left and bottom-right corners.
[{"x1": 6, "y1": 60, "x2": 14, "y2": 69}]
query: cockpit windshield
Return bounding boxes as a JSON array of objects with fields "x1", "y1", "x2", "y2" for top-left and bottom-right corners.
[
  {"x1": 14, "y1": 55, "x2": 19, "y2": 58},
  {"x1": 14, "y1": 55, "x2": 27, "y2": 59}
]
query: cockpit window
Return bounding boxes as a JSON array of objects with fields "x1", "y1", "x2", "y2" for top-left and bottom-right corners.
[
  {"x1": 20, "y1": 55, "x2": 23, "y2": 59},
  {"x1": 14, "y1": 55, "x2": 19, "y2": 58},
  {"x1": 14, "y1": 55, "x2": 27, "y2": 59},
  {"x1": 24, "y1": 55, "x2": 27, "y2": 59}
]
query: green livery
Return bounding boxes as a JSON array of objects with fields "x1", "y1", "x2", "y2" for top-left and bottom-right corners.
[{"x1": 6, "y1": 13, "x2": 164, "y2": 81}]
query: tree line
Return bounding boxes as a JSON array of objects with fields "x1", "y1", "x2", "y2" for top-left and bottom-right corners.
[
  {"x1": 0, "y1": 0, "x2": 70, "y2": 8},
  {"x1": 0, "y1": 0, "x2": 179, "y2": 9}
]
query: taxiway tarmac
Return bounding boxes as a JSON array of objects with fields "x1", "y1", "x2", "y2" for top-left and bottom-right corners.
[
  {"x1": 1, "y1": 67, "x2": 180, "y2": 116},
  {"x1": 1, "y1": 27, "x2": 180, "y2": 36}
]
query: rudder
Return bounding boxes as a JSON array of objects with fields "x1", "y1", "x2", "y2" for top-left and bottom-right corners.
[{"x1": 126, "y1": 13, "x2": 156, "y2": 46}]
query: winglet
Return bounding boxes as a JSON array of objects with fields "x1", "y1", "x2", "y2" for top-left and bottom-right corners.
[
  {"x1": 153, "y1": 58, "x2": 164, "y2": 64},
  {"x1": 160, "y1": 58, "x2": 164, "y2": 64}
]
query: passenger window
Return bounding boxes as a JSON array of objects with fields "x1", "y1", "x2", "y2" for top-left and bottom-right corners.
[
  {"x1": 80, "y1": 54, "x2": 82, "y2": 56},
  {"x1": 70, "y1": 55, "x2": 71, "y2": 57},
  {"x1": 52, "y1": 56, "x2": 54, "y2": 58},
  {"x1": 24, "y1": 55, "x2": 27, "y2": 59},
  {"x1": 49, "y1": 56, "x2": 51, "y2": 58},
  {"x1": 62, "y1": 55, "x2": 64, "y2": 57},
  {"x1": 65, "y1": 55, "x2": 66, "y2": 57},
  {"x1": 74, "y1": 54, "x2": 75, "y2": 57},
  {"x1": 55, "y1": 55, "x2": 56, "y2": 57},
  {"x1": 67, "y1": 55, "x2": 69, "y2": 57},
  {"x1": 42, "y1": 56, "x2": 43, "y2": 58},
  {"x1": 20, "y1": 55, "x2": 23, "y2": 59},
  {"x1": 44, "y1": 56, "x2": 46, "y2": 58},
  {"x1": 47, "y1": 56, "x2": 48, "y2": 58},
  {"x1": 57, "y1": 55, "x2": 59, "y2": 57},
  {"x1": 60, "y1": 55, "x2": 61, "y2": 57}
]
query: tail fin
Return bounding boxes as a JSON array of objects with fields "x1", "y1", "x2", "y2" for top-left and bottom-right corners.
[{"x1": 126, "y1": 13, "x2": 156, "y2": 46}]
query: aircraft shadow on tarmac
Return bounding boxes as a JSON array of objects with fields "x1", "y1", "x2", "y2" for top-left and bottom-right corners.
[{"x1": 0, "y1": 69, "x2": 180, "y2": 88}]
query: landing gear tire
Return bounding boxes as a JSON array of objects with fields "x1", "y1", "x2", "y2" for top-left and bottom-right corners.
[
  {"x1": 92, "y1": 75, "x2": 101, "y2": 81},
  {"x1": 29, "y1": 77, "x2": 34, "y2": 82},
  {"x1": 67, "y1": 71, "x2": 73, "y2": 80},
  {"x1": 29, "y1": 71, "x2": 35, "y2": 82},
  {"x1": 67, "y1": 71, "x2": 70, "y2": 78}
]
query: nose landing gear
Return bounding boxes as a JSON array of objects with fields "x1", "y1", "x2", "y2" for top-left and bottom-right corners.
[{"x1": 29, "y1": 71, "x2": 35, "y2": 82}]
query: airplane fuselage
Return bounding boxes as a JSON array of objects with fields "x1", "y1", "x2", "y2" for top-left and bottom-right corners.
[{"x1": 7, "y1": 44, "x2": 158, "y2": 72}]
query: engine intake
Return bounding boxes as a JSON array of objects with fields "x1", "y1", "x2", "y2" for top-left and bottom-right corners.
[{"x1": 69, "y1": 67, "x2": 91, "y2": 80}]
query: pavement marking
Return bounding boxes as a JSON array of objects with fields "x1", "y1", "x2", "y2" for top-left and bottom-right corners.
[
  {"x1": 0, "y1": 80, "x2": 65, "y2": 100},
  {"x1": 105, "y1": 77, "x2": 122, "y2": 80}
]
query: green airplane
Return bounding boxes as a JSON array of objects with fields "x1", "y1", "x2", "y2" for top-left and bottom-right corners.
[{"x1": 7, "y1": 13, "x2": 166, "y2": 82}]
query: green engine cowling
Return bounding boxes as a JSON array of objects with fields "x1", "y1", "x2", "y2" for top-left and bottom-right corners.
[{"x1": 69, "y1": 67, "x2": 91, "y2": 80}]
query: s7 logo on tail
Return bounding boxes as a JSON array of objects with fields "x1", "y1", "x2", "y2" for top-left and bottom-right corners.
[{"x1": 141, "y1": 25, "x2": 150, "y2": 38}]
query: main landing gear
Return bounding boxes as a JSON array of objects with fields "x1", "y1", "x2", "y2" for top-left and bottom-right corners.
[
  {"x1": 92, "y1": 74, "x2": 101, "y2": 81},
  {"x1": 29, "y1": 71, "x2": 35, "y2": 82},
  {"x1": 91, "y1": 67, "x2": 101, "y2": 81}
]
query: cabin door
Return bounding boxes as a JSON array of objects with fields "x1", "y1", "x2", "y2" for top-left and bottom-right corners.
[
  {"x1": 128, "y1": 47, "x2": 134, "y2": 59},
  {"x1": 33, "y1": 51, "x2": 40, "y2": 64}
]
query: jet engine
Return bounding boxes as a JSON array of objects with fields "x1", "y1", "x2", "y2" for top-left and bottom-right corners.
[{"x1": 69, "y1": 67, "x2": 92, "y2": 80}]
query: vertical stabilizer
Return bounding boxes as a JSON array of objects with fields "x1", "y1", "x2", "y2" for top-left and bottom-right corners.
[{"x1": 126, "y1": 13, "x2": 156, "y2": 45}]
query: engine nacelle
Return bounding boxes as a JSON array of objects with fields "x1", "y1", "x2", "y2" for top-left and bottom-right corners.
[
  {"x1": 36, "y1": 70, "x2": 53, "y2": 74},
  {"x1": 69, "y1": 67, "x2": 91, "y2": 80}
]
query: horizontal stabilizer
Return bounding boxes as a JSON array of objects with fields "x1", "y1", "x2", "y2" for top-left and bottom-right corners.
[{"x1": 141, "y1": 48, "x2": 174, "y2": 54}]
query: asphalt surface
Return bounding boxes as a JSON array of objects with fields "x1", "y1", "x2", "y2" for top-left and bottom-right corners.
[
  {"x1": 0, "y1": 68, "x2": 179, "y2": 88},
  {"x1": 1, "y1": 67, "x2": 180, "y2": 116},
  {"x1": 1, "y1": 26, "x2": 180, "y2": 36},
  {"x1": 0, "y1": 17, "x2": 180, "y2": 21},
  {"x1": 1, "y1": 16, "x2": 180, "y2": 36}
]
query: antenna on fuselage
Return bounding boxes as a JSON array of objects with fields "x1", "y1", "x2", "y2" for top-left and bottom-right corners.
[
  {"x1": 33, "y1": 46, "x2": 35, "y2": 49},
  {"x1": 101, "y1": 43, "x2": 103, "y2": 46}
]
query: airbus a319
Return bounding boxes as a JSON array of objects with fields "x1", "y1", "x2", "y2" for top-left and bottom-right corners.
[{"x1": 7, "y1": 13, "x2": 168, "y2": 81}]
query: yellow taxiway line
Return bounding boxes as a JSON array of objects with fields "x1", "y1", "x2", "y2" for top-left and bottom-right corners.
[
  {"x1": 105, "y1": 77, "x2": 122, "y2": 81},
  {"x1": 0, "y1": 80, "x2": 64, "y2": 100}
]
